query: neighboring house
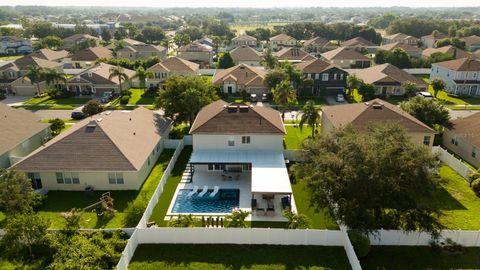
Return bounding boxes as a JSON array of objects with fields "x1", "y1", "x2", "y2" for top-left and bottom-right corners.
[
  {"x1": 146, "y1": 57, "x2": 199, "y2": 89},
  {"x1": 105, "y1": 38, "x2": 144, "y2": 50},
  {"x1": 231, "y1": 34, "x2": 257, "y2": 48},
  {"x1": 213, "y1": 64, "x2": 267, "y2": 95},
  {"x1": 30, "y1": 48, "x2": 69, "y2": 62},
  {"x1": 177, "y1": 42, "x2": 213, "y2": 68},
  {"x1": 0, "y1": 55, "x2": 63, "y2": 95},
  {"x1": 0, "y1": 36, "x2": 32, "y2": 55},
  {"x1": 65, "y1": 46, "x2": 113, "y2": 69},
  {"x1": 422, "y1": 45, "x2": 471, "y2": 60},
  {"x1": 351, "y1": 63, "x2": 428, "y2": 97},
  {"x1": 269, "y1": 34, "x2": 297, "y2": 51},
  {"x1": 67, "y1": 62, "x2": 135, "y2": 96},
  {"x1": 321, "y1": 98, "x2": 435, "y2": 147},
  {"x1": 377, "y1": 42, "x2": 422, "y2": 58},
  {"x1": 430, "y1": 58, "x2": 480, "y2": 96},
  {"x1": 0, "y1": 103, "x2": 50, "y2": 169},
  {"x1": 320, "y1": 47, "x2": 372, "y2": 69},
  {"x1": 443, "y1": 112, "x2": 480, "y2": 168},
  {"x1": 273, "y1": 47, "x2": 316, "y2": 63},
  {"x1": 13, "y1": 108, "x2": 172, "y2": 191},
  {"x1": 62, "y1": 34, "x2": 100, "y2": 50},
  {"x1": 463, "y1": 35, "x2": 480, "y2": 52},
  {"x1": 196, "y1": 37, "x2": 215, "y2": 49},
  {"x1": 230, "y1": 45, "x2": 262, "y2": 66},
  {"x1": 341, "y1": 37, "x2": 377, "y2": 52},
  {"x1": 295, "y1": 58, "x2": 348, "y2": 96},
  {"x1": 302, "y1": 37, "x2": 338, "y2": 54},
  {"x1": 383, "y1": 33, "x2": 418, "y2": 46},
  {"x1": 172, "y1": 100, "x2": 295, "y2": 221},
  {"x1": 421, "y1": 32, "x2": 449, "y2": 48},
  {"x1": 116, "y1": 44, "x2": 167, "y2": 60}
]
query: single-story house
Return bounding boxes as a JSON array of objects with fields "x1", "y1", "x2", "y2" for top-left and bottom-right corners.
[
  {"x1": 230, "y1": 45, "x2": 262, "y2": 66},
  {"x1": 269, "y1": 34, "x2": 297, "y2": 51},
  {"x1": 341, "y1": 37, "x2": 377, "y2": 52},
  {"x1": 273, "y1": 47, "x2": 316, "y2": 63},
  {"x1": 421, "y1": 32, "x2": 449, "y2": 48},
  {"x1": 116, "y1": 44, "x2": 167, "y2": 60},
  {"x1": 231, "y1": 34, "x2": 257, "y2": 48},
  {"x1": 422, "y1": 45, "x2": 471, "y2": 60},
  {"x1": 146, "y1": 57, "x2": 199, "y2": 88},
  {"x1": 213, "y1": 64, "x2": 267, "y2": 95},
  {"x1": 377, "y1": 42, "x2": 422, "y2": 58},
  {"x1": 443, "y1": 112, "x2": 480, "y2": 168},
  {"x1": 383, "y1": 33, "x2": 418, "y2": 46},
  {"x1": 13, "y1": 107, "x2": 172, "y2": 191},
  {"x1": 302, "y1": 37, "x2": 338, "y2": 54},
  {"x1": 177, "y1": 42, "x2": 213, "y2": 68},
  {"x1": 30, "y1": 48, "x2": 69, "y2": 62},
  {"x1": 320, "y1": 47, "x2": 372, "y2": 69},
  {"x1": 464, "y1": 35, "x2": 480, "y2": 52},
  {"x1": 62, "y1": 34, "x2": 100, "y2": 50},
  {"x1": 64, "y1": 46, "x2": 113, "y2": 69}
]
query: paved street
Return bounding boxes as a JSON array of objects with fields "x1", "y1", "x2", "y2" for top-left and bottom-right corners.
[{"x1": 30, "y1": 109, "x2": 74, "y2": 120}]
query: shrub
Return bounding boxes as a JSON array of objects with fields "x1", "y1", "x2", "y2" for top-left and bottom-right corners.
[
  {"x1": 123, "y1": 199, "x2": 146, "y2": 227},
  {"x1": 168, "y1": 214, "x2": 196, "y2": 227},
  {"x1": 120, "y1": 90, "x2": 132, "y2": 97},
  {"x1": 119, "y1": 95, "x2": 130, "y2": 105},
  {"x1": 45, "y1": 87, "x2": 62, "y2": 99},
  {"x1": 471, "y1": 179, "x2": 480, "y2": 197},
  {"x1": 0, "y1": 93, "x2": 5, "y2": 101},
  {"x1": 82, "y1": 100, "x2": 103, "y2": 116},
  {"x1": 348, "y1": 230, "x2": 371, "y2": 258},
  {"x1": 48, "y1": 118, "x2": 65, "y2": 136}
]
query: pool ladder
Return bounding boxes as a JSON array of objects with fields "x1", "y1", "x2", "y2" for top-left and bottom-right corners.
[{"x1": 180, "y1": 164, "x2": 193, "y2": 183}]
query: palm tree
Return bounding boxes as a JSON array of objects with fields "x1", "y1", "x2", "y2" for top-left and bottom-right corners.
[
  {"x1": 299, "y1": 100, "x2": 320, "y2": 138},
  {"x1": 273, "y1": 79, "x2": 297, "y2": 120},
  {"x1": 23, "y1": 65, "x2": 45, "y2": 96},
  {"x1": 261, "y1": 46, "x2": 278, "y2": 69},
  {"x1": 132, "y1": 66, "x2": 153, "y2": 91},
  {"x1": 44, "y1": 68, "x2": 67, "y2": 89},
  {"x1": 283, "y1": 210, "x2": 311, "y2": 229},
  {"x1": 346, "y1": 74, "x2": 362, "y2": 97},
  {"x1": 108, "y1": 66, "x2": 129, "y2": 94},
  {"x1": 225, "y1": 209, "x2": 250, "y2": 228}
]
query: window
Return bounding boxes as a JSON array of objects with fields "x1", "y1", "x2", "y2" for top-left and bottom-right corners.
[
  {"x1": 315, "y1": 74, "x2": 319, "y2": 80},
  {"x1": 473, "y1": 147, "x2": 477, "y2": 158},
  {"x1": 322, "y1": 74, "x2": 329, "y2": 81},
  {"x1": 340, "y1": 74, "x2": 344, "y2": 80},
  {"x1": 208, "y1": 164, "x2": 226, "y2": 171},
  {"x1": 242, "y1": 136, "x2": 250, "y2": 144},
  {"x1": 242, "y1": 164, "x2": 252, "y2": 171},
  {"x1": 28, "y1": 173, "x2": 42, "y2": 190},
  {"x1": 228, "y1": 137, "x2": 235, "y2": 146},
  {"x1": 108, "y1": 172, "x2": 124, "y2": 184},
  {"x1": 451, "y1": 137, "x2": 459, "y2": 146},
  {"x1": 156, "y1": 143, "x2": 160, "y2": 152},
  {"x1": 423, "y1": 136, "x2": 431, "y2": 146},
  {"x1": 56, "y1": 172, "x2": 80, "y2": 184},
  {"x1": 148, "y1": 157, "x2": 151, "y2": 166},
  {"x1": 333, "y1": 73, "x2": 338, "y2": 80}
]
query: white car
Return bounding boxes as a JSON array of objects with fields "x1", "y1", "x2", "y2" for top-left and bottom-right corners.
[
  {"x1": 416, "y1": 91, "x2": 433, "y2": 100},
  {"x1": 336, "y1": 94, "x2": 345, "y2": 103}
]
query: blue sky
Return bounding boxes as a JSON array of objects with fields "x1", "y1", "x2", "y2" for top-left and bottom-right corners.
[{"x1": 8, "y1": 0, "x2": 480, "y2": 8}]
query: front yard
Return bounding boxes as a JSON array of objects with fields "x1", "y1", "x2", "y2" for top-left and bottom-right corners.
[
  {"x1": 361, "y1": 246, "x2": 480, "y2": 270},
  {"x1": 22, "y1": 96, "x2": 92, "y2": 109},
  {"x1": 129, "y1": 244, "x2": 351, "y2": 270},
  {"x1": 419, "y1": 75, "x2": 480, "y2": 105},
  {"x1": 34, "y1": 149, "x2": 174, "y2": 229},
  {"x1": 284, "y1": 125, "x2": 315, "y2": 149},
  {"x1": 127, "y1": 89, "x2": 156, "y2": 105}
]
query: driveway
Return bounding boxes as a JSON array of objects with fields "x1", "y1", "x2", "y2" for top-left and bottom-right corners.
[
  {"x1": 325, "y1": 96, "x2": 346, "y2": 105},
  {"x1": 0, "y1": 95, "x2": 30, "y2": 106},
  {"x1": 449, "y1": 109, "x2": 478, "y2": 120}
]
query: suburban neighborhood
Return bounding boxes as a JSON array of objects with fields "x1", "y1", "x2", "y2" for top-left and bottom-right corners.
[{"x1": 1, "y1": 2, "x2": 480, "y2": 270}]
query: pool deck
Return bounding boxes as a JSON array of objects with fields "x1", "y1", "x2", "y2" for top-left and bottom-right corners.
[{"x1": 165, "y1": 170, "x2": 297, "y2": 222}]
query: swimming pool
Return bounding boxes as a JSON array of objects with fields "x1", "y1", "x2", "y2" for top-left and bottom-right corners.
[{"x1": 172, "y1": 188, "x2": 240, "y2": 213}]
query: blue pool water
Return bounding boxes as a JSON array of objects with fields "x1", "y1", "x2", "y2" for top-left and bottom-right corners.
[{"x1": 172, "y1": 189, "x2": 240, "y2": 213}]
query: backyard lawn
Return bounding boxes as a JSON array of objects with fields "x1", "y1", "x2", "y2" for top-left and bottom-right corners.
[
  {"x1": 35, "y1": 149, "x2": 174, "y2": 229},
  {"x1": 24, "y1": 96, "x2": 91, "y2": 105},
  {"x1": 349, "y1": 89, "x2": 406, "y2": 105},
  {"x1": 127, "y1": 88, "x2": 156, "y2": 105},
  {"x1": 284, "y1": 125, "x2": 315, "y2": 149},
  {"x1": 129, "y1": 244, "x2": 351, "y2": 270},
  {"x1": 149, "y1": 146, "x2": 193, "y2": 226},
  {"x1": 419, "y1": 76, "x2": 480, "y2": 105},
  {"x1": 435, "y1": 165, "x2": 480, "y2": 230},
  {"x1": 361, "y1": 246, "x2": 480, "y2": 270}
]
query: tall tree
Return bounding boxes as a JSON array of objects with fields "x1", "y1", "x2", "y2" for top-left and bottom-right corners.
[
  {"x1": 261, "y1": 46, "x2": 278, "y2": 69},
  {"x1": 140, "y1": 26, "x2": 165, "y2": 43},
  {"x1": 217, "y1": 52, "x2": 235, "y2": 69},
  {"x1": 23, "y1": 65, "x2": 45, "y2": 96},
  {"x1": 358, "y1": 83, "x2": 376, "y2": 101},
  {"x1": 292, "y1": 123, "x2": 442, "y2": 234},
  {"x1": 108, "y1": 66, "x2": 129, "y2": 93},
  {"x1": 132, "y1": 67, "x2": 153, "y2": 91},
  {"x1": 346, "y1": 74, "x2": 362, "y2": 97},
  {"x1": 43, "y1": 68, "x2": 66, "y2": 89},
  {"x1": 430, "y1": 78, "x2": 447, "y2": 98},
  {"x1": 265, "y1": 69, "x2": 288, "y2": 90},
  {"x1": 273, "y1": 79, "x2": 297, "y2": 120},
  {"x1": 39, "y1": 35, "x2": 63, "y2": 50},
  {"x1": 299, "y1": 100, "x2": 320, "y2": 138},
  {"x1": 173, "y1": 33, "x2": 191, "y2": 47},
  {"x1": 400, "y1": 96, "x2": 450, "y2": 129},
  {"x1": 0, "y1": 169, "x2": 37, "y2": 215},
  {"x1": 402, "y1": 81, "x2": 420, "y2": 97}
]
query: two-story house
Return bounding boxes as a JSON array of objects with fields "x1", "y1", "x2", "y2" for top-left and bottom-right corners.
[
  {"x1": 115, "y1": 44, "x2": 167, "y2": 60},
  {"x1": 231, "y1": 34, "x2": 257, "y2": 48},
  {"x1": 383, "y1": 33, "x2": 418, "y2": 46},
  {"x1": 230, "y1": 45, "x2": 262, "y2": 66},
  {"x1": 430, "y1": 58, "x2": 480, "y2": 96},
  {"x1": 64, "y1": 46, "x2": 113, "y2": 69},
  {"x1": 464, "y1": 35, "x2": 480, "y2": 52},
  {"x1": 30, "y1": 48, "x2": 69, "y2": 62},
  {"x1": 269, "y1": 34, "x2": 297, "y2": 51},
  {"x1": 422, "y1": 45, "x2": 471, "y2": 60},
  {"x1": 302, "y1": 37, "x2": 338, "y2": 54},
  {"x1": 146, "y1": 57, "x2": 199, "y2": 89},
  {"x1": 295, "y1": 58, "x2": 348, "y2": 96},
  {"x1": 13, "y1": 108, "x2": 172, "y2": 191},
  {"x1": 421, "y1": 32, "x2": 449, "y2": 48},
  {"x1": 62, "y1": 34, "x2": 100, "y2": 51},
  {"x1": 177, "y1": 42, "x2": 214, "y2": 68},
  {"x1": 213, "y1": 64, "x2": 267, "y2": 95},
  {"x1": 0, "y1": 36, "x2": 32, "y2": 55},
  {"x1": 341, "y1": 37, "x2": 377, "y2": 52},
  {"x1": 377, "y1": 42, "x2": 422, "y2": 58},
  {"x1": 320, "y1": 47, "x2": 372, "y2": 69}
]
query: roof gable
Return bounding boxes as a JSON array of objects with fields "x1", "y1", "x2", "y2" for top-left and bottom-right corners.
[{"x1": 321, "y1": 47, "x2": 369, "y2": 60}]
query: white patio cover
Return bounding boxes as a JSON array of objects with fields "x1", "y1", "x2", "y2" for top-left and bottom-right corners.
[{"x1": 189, "y1": 150, "x2": 292, "y2": 194}]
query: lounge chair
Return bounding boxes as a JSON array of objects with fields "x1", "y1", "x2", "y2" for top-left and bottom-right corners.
[
  {"x1": 251, "y1": 199, "x2": 257, "y2": 210},
  {"x1": 198, "y1": 185, "x2": 208, "y2": 197},
  {"x1": 256, "y1": 208, "x2": 266, "y2": 216},
  {"x1": 210, "y1": 186, "x2": 219, "y2": 197},
  {"x1": 187, "y1": 186, "x2": 199, "y2": 197}
]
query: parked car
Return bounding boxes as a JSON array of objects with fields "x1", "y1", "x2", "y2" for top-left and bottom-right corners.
[
  {"x1": 101, "y1": 92, "x2": 116, "y2": 103},
  {"x1": 416, "y1": 91, "x2": 433, "y2": 100},
  {"x1": 336, "y1": 94, "x2": 345, "y2": 103},
  {"x1": 71, "y1": 110, "x2": 86, "y2": 120},
  {"x1": 250, "y1": 94, "x2": 257, "y2": 102},
  {"x1": 261, "y1": 93, "x2": 268, "y2": 102}
]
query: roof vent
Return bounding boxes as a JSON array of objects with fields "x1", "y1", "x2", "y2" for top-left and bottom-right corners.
[
  {"x1": 105, "y1": 111, "x2": 112, "y2": 115},
  {"x1": 96, "y1": 117, "x2": 103, "y2": 122},
  {"x1": 372, "y1": 104, "x2": 383, "y2": 110},
  {"x1": 364, "y1": 102, "x2": 370, "y2": 106},
  {"x1": 227, "y1": 105, "x2": 238, "y2": 113},
  {"x1": 239, "y1": 105, "x2": 249, "y2": 113}
]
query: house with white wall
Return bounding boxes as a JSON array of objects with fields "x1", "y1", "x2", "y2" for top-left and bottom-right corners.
[
  {"x1": 213, "y1": 64, "x2": 267, "y2": 95},
  {"x1": 0, "y1": 36, "x2": 32, "y2": 55},
  {"x1": 146, "y1": 57, "x2": 199, "y2": 89},
  {"x1": 13, "y1": 108, "x2": 172, "y2": 191},
  {"x1": 430, "y1": 58, "x2": 480, "y2": 96},
  {"x1": 269, "y1": 34, "x2": 297, "y2": 51}
]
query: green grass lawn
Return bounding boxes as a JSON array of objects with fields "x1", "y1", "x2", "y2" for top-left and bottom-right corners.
[
  {"x1": 284, "y1": 125, "x2": 315, "y2": 149},
  {"x1": 169, "y1": 123, "x2": 190, "y2": 139},
  {"x1": 349, "y1": 89, "x2": 407, "y2": 105},
  {"x1": 361, "y1": 246, "x2": 480, "y2": 270},
  {"x1": 130, "y1": 244, "x2": 351, "y2": 270},
  {"x1": 419, "y1": 76, "x2": 480, "y2": 105},
  {"x1": 149, "y1": 146, "x2": 193, "y2": 226},
  {"x1": 292, "y1": 179, "x2": 339, "y2": 230},
  {"x1": 434, "y1": 165, "x2": 480, "y2": 230},
  {"x1": 128, "y1": 89, "x2": 156, "y2": 105},
  {"x1": 35, "y1": 149, "x2": 174, "y2": 229},
  {"x1": 24, "y1": 96, "x2": 91, "y2": 105},
  {"x1": 202, "y1": 75, "x2": 213, "y2": 84},
  {"x1": 0, "y1": 55, "x2": 23, "y2": 61},
  {"x1": 448, "y1": 105, "x2": 480, "y2": 110}
]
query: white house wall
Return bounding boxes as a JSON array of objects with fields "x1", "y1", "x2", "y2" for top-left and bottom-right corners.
[{"x1": 192, "y1": 134, "x2": 284, "y2": 152}]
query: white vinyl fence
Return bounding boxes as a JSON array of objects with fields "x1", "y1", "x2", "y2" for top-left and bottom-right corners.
[
  {"x1": 432, "y1": 146, "x2": 474, "y2": 178},
  {"x1": 116, "y1": 229, "x2": 139, "y2": 270},
  {"x1": 370, "y1": 229, "x2": 480, "y2": 247},
  {"x1": 198, "y1": 69, "x2": 221, "y2": 76}
]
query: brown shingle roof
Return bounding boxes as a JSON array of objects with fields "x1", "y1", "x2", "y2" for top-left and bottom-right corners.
[
  {"x1": 384, "y1": 33, "x2": 418, "y2": 40},
  {"x1": 30, "y1": 49, "x2": 69, "y2": 61},
  {"x1": 213, "y1": 64, "x2": 266, "y2": 87},
  {"x1": 378, "y1": 42, "x2": 421, "y2": 53},
  {"x1": 190, "y1": 100, "x2": 285, "y2": 135},
  {"x1": 433, "y1": 57, "x2": 480, "y2": 71},
  {"x1": 12, "y1": 55, "x2": 62, "y2": 70},
  {"x1": 341, "y1": 37, "x2": 376, "y2": 47},
  {"x1": 421, "y1": 32, "x2": 449, "y2": 40},
  {"x1": 270, "y1": 34, "x2": 296, "y2": 42},
  {"x1": 295, "y1": 58, "x2": 343, "y2": 73},
  {"x1": 447, "y1": 112, "x2": 480, "y2": 148},
  {"x1": 13, "y1": 107, "x2": 171, "y2": 171},
  {"x1": 464, "y1": 35, "x2": 480, "y2": 47},
  {"x1": 274, "y1": 47, "x2": 316, "y2": 61},
  {"x1": 422, "y1": 45, "x2": 471, "y2": 59},
  {"x1": 177, "y1": 42, "x2": 212, "y2": 52},
  {"x1": 351, "y1": 63, "x2": 427, "y2": 88},
  {"x1": 230, "y1": 46, "x2": 262, "y2": 62},
  {"x1": 232, "y1": 34, "x2": 256, "y2": 41},
  {"x1": 118, "y1": 44, "x2": 166, "y2": 53},
  {"x1": 0, "y1": 104, "x2": 50, "y2": 155},
  {"x1": 322, "y1": 98, "x2": 434, "y2": 133},
  {"x1": 68, "y1": 63, "x2": 135, "y2": 85},
  {"x1": 63, "y1": 34, "x2": 99, "y2": 42},
  {"x1": 147, "y1": 57, "x2": 199, "y2": 73},
  {"x1": 321, "y1": 47, "x2": 369, "y2": 60},
  {"x1": 303, "y1": 37, "x2": 334, "y2": 47},
  {"x1": 71, "y1": 47, "x2": 113, "y2": 61}
]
